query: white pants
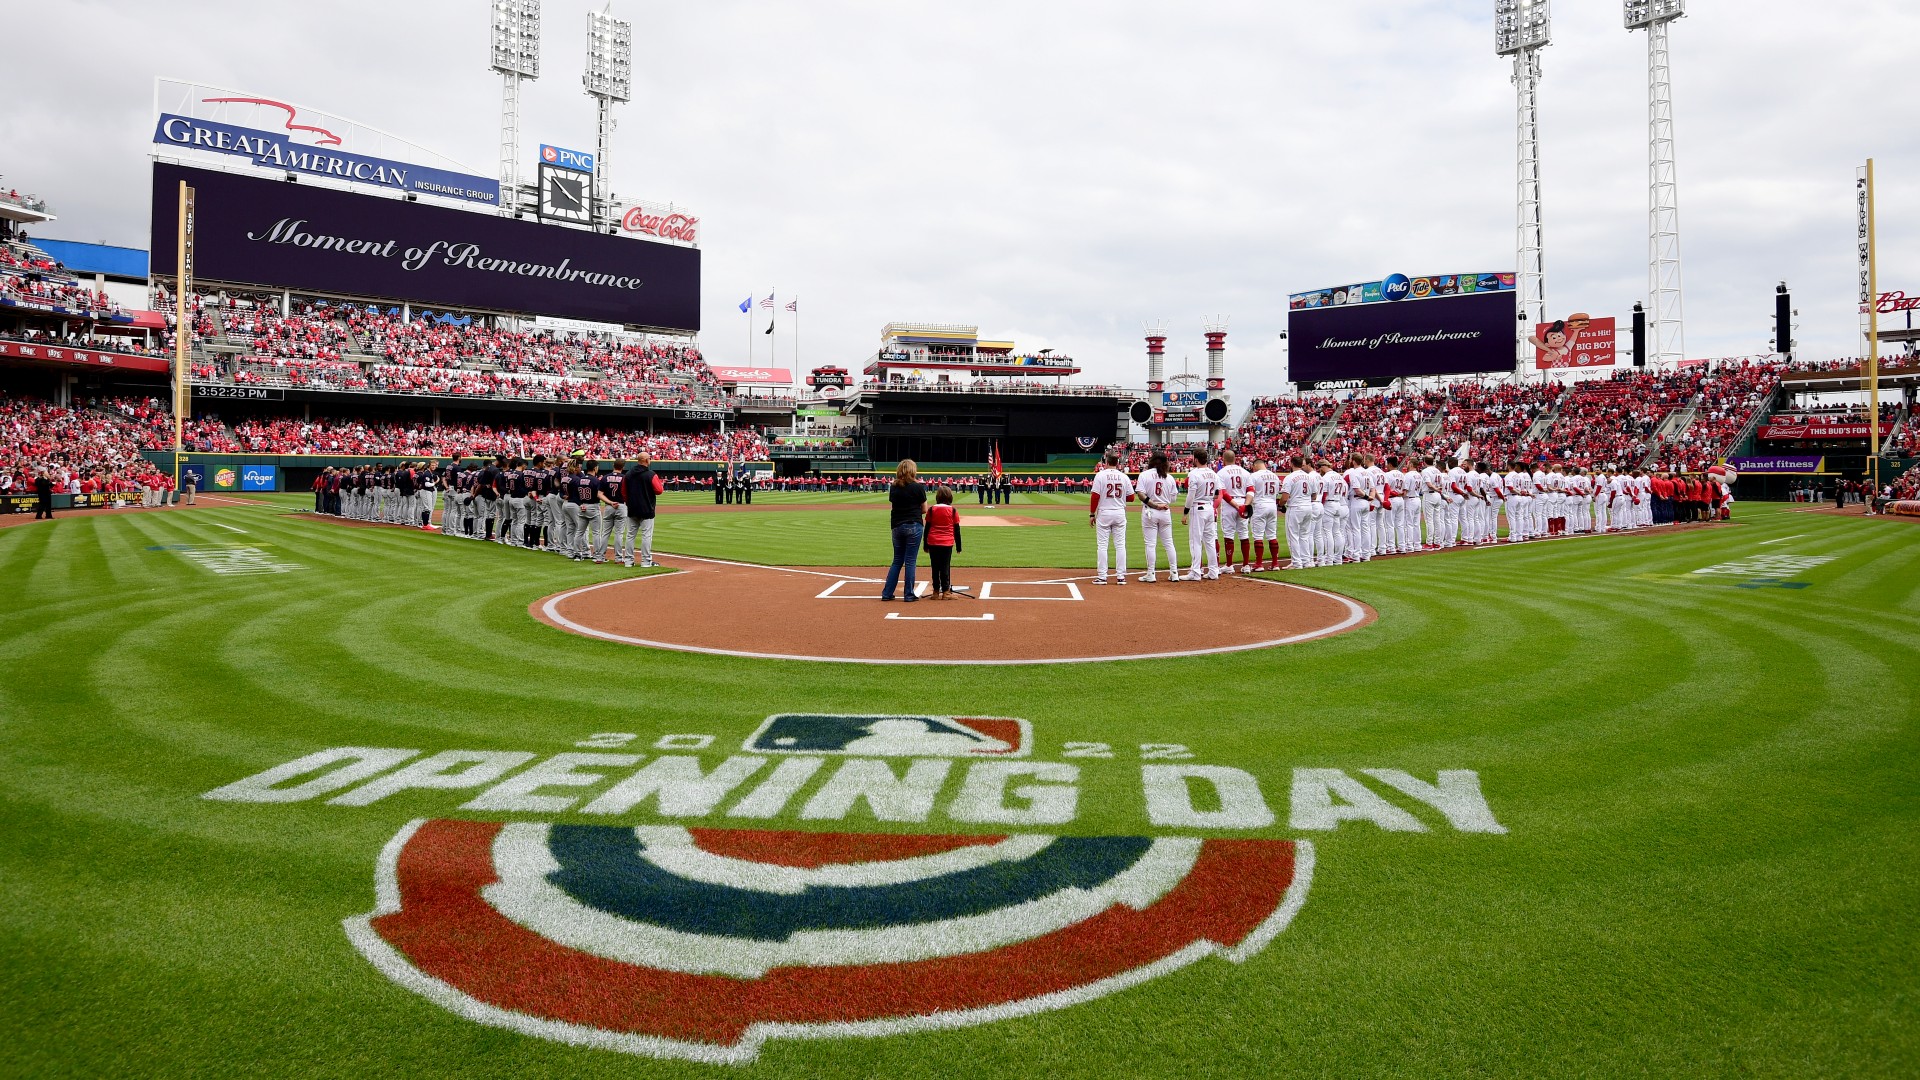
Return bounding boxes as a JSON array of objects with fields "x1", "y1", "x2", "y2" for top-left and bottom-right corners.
[
  {"x1": 1141, "y1": 508, "x2": 1178, "y2": 576},
  {"x1": 1346, "y1": 499, "x2": 1371, "y2": 561},
  {"x1": 1421, "y1": 495, "x2": 1441, "y2": 547},
  {"x1": 1249, "y1": 505, "x2": 1279, "y2": 542},
  {"x1": 1438, "y1": 498, "x2": 1461, "y2": 548},
  {"x1": 1285, "y1": 507, "x2": 1314, "y2": 567},
  {"x1": 1187, "y1": 508, "x2": 1219, "y2": 576},
  {"x1": 1317, "y1": 502, "x2": 1347, "y2": 566},
  {"x1": 1094, "y1": 509, "x2": 1127, "y2": 580},
  {"x1": 1218, "y1": 505, "x2": 1248, "y2": 541}
]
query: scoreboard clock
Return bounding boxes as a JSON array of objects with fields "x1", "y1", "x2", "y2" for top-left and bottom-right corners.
[{"x1": 537, "y1": 164, "x2": 593, "y2": 224}]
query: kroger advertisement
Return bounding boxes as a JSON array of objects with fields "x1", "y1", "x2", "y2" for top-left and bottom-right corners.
[
  {"x1": 1287, "y1": 272, "x2": 1518, "y2": 382},
  {"x1": 149, "y1": 163, "x2": 700, "y2": 331}
]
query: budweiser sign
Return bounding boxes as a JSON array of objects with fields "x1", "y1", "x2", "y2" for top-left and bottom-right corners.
[
  {"x1": 1864, "y1": 290, "x2": 1920, "y2": 315},
  {"x1": 709, "y1": 365, "x2": 792, "y2": 384},
  {"x1": 621, "y1": 204, "x2": 699, "y2": 244}
]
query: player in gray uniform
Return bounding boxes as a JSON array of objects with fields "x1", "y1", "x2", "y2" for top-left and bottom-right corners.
[
  {"x1": 590, "y1": 462, "x2": 628, "y2": 565},
  {"x1": 541, "y1": 459, "x2": 567, "y2": 552}
]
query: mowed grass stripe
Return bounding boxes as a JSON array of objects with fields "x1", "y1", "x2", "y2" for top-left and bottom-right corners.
[{"x1": 0, "y1": 499, "x2": 1914, "y2": 1077}]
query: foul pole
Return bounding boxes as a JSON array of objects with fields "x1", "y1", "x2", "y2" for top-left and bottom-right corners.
[
  {"x1": 1862, "y1": 160, "x2": 1881, "y2": 492},
  {"x1": 172, "y1": 180, "x2": 195, "y2": 486}
]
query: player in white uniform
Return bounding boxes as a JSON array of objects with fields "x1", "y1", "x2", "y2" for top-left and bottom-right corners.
[
  {"x1": 1281, "y1": 455, "x2": 1318, "y2": 568},
  {"x1": 1317, "y1": 460, "x2": 1350, "y2": 566},
  {"x1": 1134, "y1": 450, "x2": 1181, "y2": 582},
  {"x1": 1245, "y1": 458, "x2": 1282, "y2": 571},
  {"x1": 1088, "y1": 450, "x2": 1135, "y2": 585},
  {"x1": 1636, "y1": 470, "x2": 1654, "y2": 527},
  {"x1": 1215, "y1": 450, "x2": 1252, "y2": 573},
  {"x1": 1534, "y1": 464, "x2": 1558, "y2": 537},
  {"x1": 1182, "y1": 448, "x2": 1222, "y2": 580},
  {"x1": 1417, "y1": 458, "x2": 1444, "y2": 550},
  {"x1": 1589, "y1": 469, "x2": 1610, "y2": 533},
  {"x1": 1440, "y1": 460, "x2": 1470, "y2": 548},
  {"x1": 1609, "y1": 470, "x2": 1634, "y2": 531},
  {"x1": 1365, "y1": 455, "x2": 1391, "y2": 556},
  {"x1": 1503, "y1": 463, "x2": 1533, "y2": 542},
  {"x1": 1342, "y1": 455, "x2": 1374, "y2": 563},
  {"x1": 1382, "y1": 456, "x2": 1414, "y2": 555}
]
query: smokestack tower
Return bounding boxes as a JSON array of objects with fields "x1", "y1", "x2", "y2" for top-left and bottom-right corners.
[
  {"x1": 1145, "y1": 322, "x2": 1168, "y2": 394},
  {"x1": 1203, "y1": 316, "x2": 1228, "y2": 391}
]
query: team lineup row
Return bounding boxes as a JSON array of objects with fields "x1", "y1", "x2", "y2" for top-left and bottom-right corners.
[
  {"x1": 312, "y1": 455, "x2": 667, "y2": 567},
  {"x1": 1083, "y1": 446, "x2": 1730, "y2": 581}
]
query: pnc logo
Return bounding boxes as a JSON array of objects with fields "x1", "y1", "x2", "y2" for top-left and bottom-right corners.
[{"x1": 1382, "y1": 273, "x2": 1412, "y2": 301}]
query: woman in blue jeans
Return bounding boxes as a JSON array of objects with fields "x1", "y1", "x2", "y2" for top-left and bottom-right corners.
[{"x1": 881, "y1": 459, "x2": 927, "y2": 602}]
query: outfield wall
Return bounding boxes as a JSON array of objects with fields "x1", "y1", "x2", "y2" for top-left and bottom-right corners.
[{"x1": 140, "y1": 452, "x2": 767, "y2": 493}]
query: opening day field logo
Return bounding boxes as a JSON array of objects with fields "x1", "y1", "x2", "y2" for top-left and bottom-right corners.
[{"x1": 202, "y1": 715, "x2": 1506, "y2": 1064}]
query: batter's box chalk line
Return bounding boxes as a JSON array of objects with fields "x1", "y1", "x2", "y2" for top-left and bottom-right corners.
[{"x1": 976, "y1": 581, "x2": 1084, "y2": 601}]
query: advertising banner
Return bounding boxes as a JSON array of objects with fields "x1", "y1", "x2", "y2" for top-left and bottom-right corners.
[
  {"x1": 1288, "y1": 274, "x2": 1518, "y2": 383},
  {"x1": 150, "y1": 164, "x2": 700, "y2": 331},
  {"x1": 1756, "y1": 422, "x2": 1894, "y2": 440},
  {"x1": 179, "y1": 464, "x2": 209, "y2": 490},
  {"x1": 240, "y1": 465, "x2": 278, "y2": 492},
  {"x1": 0, "y1": 339, "x2": 170, "y2": 374},
  {"x1": 153, "y1": 115, "x2": 498, "y2": 206},
  {"x1": 538, "y1": 144, "x2": 594, "y2": 174},
  {"x1": 1297, "y1": 377, "x2": 1398, "y2": 392},
  {"x1": 210, "y1": 466, "x2": 239, "y2": 491},
  {"x1": 1728, "y1": 455, "x2": 1825, "y2": 474},
  {"x1": 1161, "y1": 391, "x2": 1207, "y2": 407},
  {"x1": 619, "y1": 202, "x2": 700, "y2": 246},
  {"x1": 1532, "y1": 314, "x2": 1616, "y2": 370},
  {"x1": 709, "y1": 366, "x2": 792, "y2": 384}
]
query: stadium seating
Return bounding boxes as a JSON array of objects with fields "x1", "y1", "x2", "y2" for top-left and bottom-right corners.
[
  {"x1": 1, "y1": 393, "x2": 174, "y2": 494},
  {"x1": 176, "y1": 293, "x2": 725, "y2": 410}
]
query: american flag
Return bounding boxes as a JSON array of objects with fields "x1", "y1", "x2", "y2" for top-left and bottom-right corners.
[
  {"x1": 760, "y1": 294, "x2": 775, "y2": 308},
  {"x1": 785, "y1": 298, "x2": 798, "y2": 312}
]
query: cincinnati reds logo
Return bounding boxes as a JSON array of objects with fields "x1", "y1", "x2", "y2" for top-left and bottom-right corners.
[{"x1": 345, "y1": 820, "x2": 1313, "y2": 1063}]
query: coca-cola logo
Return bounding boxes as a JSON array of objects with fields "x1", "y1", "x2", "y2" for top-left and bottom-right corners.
[{"x1": 621, "y1": 207, "x2": 699, "y2": 243}]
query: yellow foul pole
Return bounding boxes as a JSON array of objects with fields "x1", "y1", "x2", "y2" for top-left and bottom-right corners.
[
  {"x1": 1865, "y1": 160, "x2": 1881, "y2": 494},
  {"x1": 172, "y1": 181, "x2": 195, "y2": 484}
]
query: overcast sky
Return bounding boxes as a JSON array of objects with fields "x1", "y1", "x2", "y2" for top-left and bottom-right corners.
[{"x1": 5, "y1": 0, "x2": 1914, "y2": 398}]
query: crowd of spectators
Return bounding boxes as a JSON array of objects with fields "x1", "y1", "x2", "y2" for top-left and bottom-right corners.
[
  {"x1": 174, "y1": 294, "x2": 727, "y2": 410},
  {"x1": 1, "y1": 393, "x2": 174, "y2": 498},
  {"x1": 149, "y1": 412, "x2": 770, "y2": 462},
  {"x1": 1664, "y1": 362, "x2": 1783, "y2": 472}
]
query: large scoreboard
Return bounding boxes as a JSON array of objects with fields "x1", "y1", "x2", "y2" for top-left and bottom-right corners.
[
  {"x1": 1287, "y1": 272, "x2": 1517, "y2": 386},
  {"x1": 150, "y1": 163, "x2": 700, "y2": 331}
]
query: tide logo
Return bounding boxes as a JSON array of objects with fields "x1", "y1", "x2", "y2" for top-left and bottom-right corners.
[
  {"x1": 743, "y1": 714, "x2": 1029, "y2": 758},
  {"x1": 345, "y1": 820, "x2": 1311, "y2": 1063}
]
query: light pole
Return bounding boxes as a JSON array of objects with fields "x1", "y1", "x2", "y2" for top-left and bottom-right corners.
[
  {"x1": 1496, "y1": 1, "x2": 1551, "y2": 375},
  {"x1": 489, "y1": 0, "x2": 541, "y2": 217},
  {"x1": 1625, "y1": 0, "x2": 1687, "y2": 366},
  {"x1": 584, "y1": 4, "x2": 632, "y2": 232}
]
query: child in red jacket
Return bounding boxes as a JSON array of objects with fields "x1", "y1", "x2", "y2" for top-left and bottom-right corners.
[{"x1": 924, "y1": 486, "x2": 963, "y2": 599}]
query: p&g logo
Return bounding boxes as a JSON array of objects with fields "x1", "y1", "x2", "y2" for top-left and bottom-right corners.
[{"x1": 1382, "y1": 274, "x2": 1412, "y2": 302}]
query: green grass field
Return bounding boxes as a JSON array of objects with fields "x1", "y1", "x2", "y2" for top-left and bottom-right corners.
[{"x1": 2, "y1": 498, "x2": 1915, "y2": 1077}]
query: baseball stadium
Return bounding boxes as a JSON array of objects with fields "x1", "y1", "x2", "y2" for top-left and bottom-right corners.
[{"x1": 3, "y1": 3, "x2": 1917, "y2": 1077}]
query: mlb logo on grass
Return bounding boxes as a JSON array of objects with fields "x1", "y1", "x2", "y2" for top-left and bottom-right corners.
[{"x1": 743, "y1": 714, "x2": 1030, "y2": 758}]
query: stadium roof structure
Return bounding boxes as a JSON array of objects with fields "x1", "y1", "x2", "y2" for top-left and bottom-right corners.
[{"x1": 32, "y1": 239, "x2": 150, "y2": 282}]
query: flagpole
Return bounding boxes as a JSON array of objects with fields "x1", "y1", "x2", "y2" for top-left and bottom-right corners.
[{"x1": 746, "y1": 296, "x2": 753, "y2": 368}]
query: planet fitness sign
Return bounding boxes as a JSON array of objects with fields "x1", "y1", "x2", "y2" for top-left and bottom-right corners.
[{"x1": 150, "y1": 163, "x2": 700, "y2": 331}]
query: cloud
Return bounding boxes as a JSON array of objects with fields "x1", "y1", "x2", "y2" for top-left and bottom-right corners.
[{"x1": 3, "y1": 0, "x2": 1913, "y2": 399}]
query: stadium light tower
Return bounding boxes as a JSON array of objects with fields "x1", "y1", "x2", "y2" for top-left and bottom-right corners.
[
  {"x1": 490, "y1": 0, "x2": 541, "y2": 217},
  {"x1": 583, "y1": 4, "x2": 632, "y2": 230},
  {"x1": 1625, "y1": 0, "x2": 1687, "y2": 366},
  {"x1": 1495, "y1": 1, "x2": 1550, "y2": 374}
]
